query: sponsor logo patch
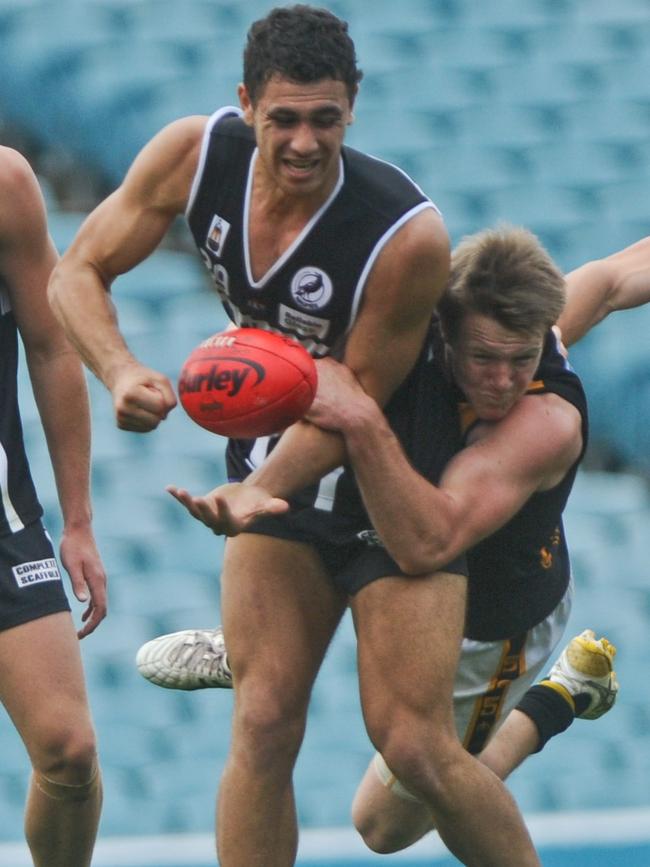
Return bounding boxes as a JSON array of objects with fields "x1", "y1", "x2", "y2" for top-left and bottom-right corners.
[
  {"x1": 12, "y1": 558, "x2": 61, "y2": 588},
  {"x1": 205, "y1": 214, "x2": 231, "y2": 258},
  {"x1": 278, "y1": 304, "x2": 330, "y2": 339}
]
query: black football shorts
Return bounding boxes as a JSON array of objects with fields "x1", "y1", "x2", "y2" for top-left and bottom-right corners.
[{"x1": 0, "y1": 520, "x2": 70, "y2": 631}]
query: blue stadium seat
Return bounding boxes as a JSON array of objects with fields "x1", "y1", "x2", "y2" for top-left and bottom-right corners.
[
  {"x1": 111, "y1": 249, "x2": 206, "y2": 313},
  {"x1": 0, "y1": 3, "x2": 120, "y2": 133},
  {"x1": 47, "y1": 210, "x2": 86, "y2": 253},
  {"x1": 120, "y1": 0, "x2": 236, "y2": 58},
  {"x1": 123, "y1": 75, "x2": 239, "y2": 153},
  {"x1": 160, "y1": 290, "x2": 232, "y2": 345}
]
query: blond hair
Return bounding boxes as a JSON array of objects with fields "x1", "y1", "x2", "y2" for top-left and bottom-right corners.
[{"x1": 438, "y1": 225, "x2": 566, "y2": 343}]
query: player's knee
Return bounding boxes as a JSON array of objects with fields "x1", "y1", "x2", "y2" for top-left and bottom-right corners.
[
  {"x1": 352, "y1": 753, "x2": 431, "y2": 854},
  {"x1": 234, "y1": 691, "x2": 307, "y2": 767},
  {"x1": 378, "y1": 724, "x2": 460, "y2": 804},
  {"x1": 31, "y1": 721, "x2": 98, "y2": 785},
  {"x1": 352, "y1": 797, "x2": 405, "y2": 854}
]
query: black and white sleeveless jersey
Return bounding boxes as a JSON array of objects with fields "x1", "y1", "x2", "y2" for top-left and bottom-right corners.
[
  {"x1": 0, "y1": 287, "x2": 43, "y2": 536},
  {"x1": 460, "y1": 331, "x2": 589, "y2": 641},
  {"x1": 186, "y1": 106, "x2": 441, "y2": 500},
  {"x1": 186, "y1": 108, "x2": 437, "y2": 357}
]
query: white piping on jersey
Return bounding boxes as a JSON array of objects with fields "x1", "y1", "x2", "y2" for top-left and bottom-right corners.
[
  {"x1": 243, "y1": 153, "x2": 345, "y2": 289},
  {"x1": 313, "y1": 466, "x2": 344, "y2": 512},
  {"x1": 0, "y1": 441, "x2": 25, "y2": 533},
  {"x1": 347, "y1": 200, "x2": 438, "y2": 332},
  {"x1": 362, "y1": 151, "x2": 442, "y2": 213},
  {"x1": 246, "y1": 435, "x2": 272, "y2": 470},
  {"x1": 245, "y1": 435, "x2": 344, "y2": 514},
  {"x1": 185, "y1": 106, "x2": 242, "y2": 219}
]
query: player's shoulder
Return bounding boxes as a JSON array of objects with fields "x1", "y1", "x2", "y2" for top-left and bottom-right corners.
[
  {"x1": 343, "y1": 147, "x2": 447, "y2": 251},
  {"x1": 0, "y1": 148, "x2": 44, "y2": 239},
  {"x1": 344, "y1": 146, "x2": 423, "y2": 201},
  {"x1": 0, "y1": 147, "x2": 40, "y2": 199},
  {"x1": 126, "y1": 115, "x2": 210, "y2": 207},
  {"x1": 511, "y1": 390, "x2": 583, "y2": 455},
  {"x1": 149, "y1": 114, "x2": 210, "y2": 158}
]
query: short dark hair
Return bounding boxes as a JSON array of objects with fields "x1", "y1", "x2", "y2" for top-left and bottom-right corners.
[
  {"x1": 243, "y1": 5, "x2": 362, "y2": 105},
  {"x1": 438, "y1": 225, "x2": 566, "y2": 344}
]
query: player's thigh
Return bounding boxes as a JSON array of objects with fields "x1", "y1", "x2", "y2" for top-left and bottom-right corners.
[
  {"x1": 352, "y1": 570, "x2": 467, "y2": 724},
  {"x1": 0, "y1": 611, "x2": 93, "y2": 759},
  {"x1": 221, "y1": 533, "x2": 347, "y2": 695}
]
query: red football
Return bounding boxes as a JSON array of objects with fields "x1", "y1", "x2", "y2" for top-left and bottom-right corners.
[{"x1": 178, "y1": 328, "x2": 318, "y2": 438}]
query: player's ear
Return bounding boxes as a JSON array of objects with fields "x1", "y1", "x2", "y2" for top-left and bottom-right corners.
[
  {"x1": 238, "y1": 83, "x2": 254, "y2": 125},
  {"x1": 347, "y1": 86, "x2": 358, "y2": 124}
]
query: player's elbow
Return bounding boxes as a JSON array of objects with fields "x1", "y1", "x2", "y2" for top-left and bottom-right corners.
[
  {"x1": 392, "y1": 541, "x2": 455, "y2": 576},
  {"x1": 46, "y1": 262, "x2": 64, "y2": 313},
  {"x1": 47, "y1": 257, "x2": 78, "y2": 323}
]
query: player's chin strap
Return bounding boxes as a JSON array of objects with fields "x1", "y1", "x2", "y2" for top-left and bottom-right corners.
[
  {"x1": 32, "y1": 761, "x2": 101, "y2": 802},
  {"x1": 373, "y1": 753, "x2": 423, "y2": 803}
]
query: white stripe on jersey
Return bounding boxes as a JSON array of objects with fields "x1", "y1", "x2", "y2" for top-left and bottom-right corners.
[
  {"x1": 314, "y1": 467, "x2": 344, "y2": 512},
  {"x1": 246, "y1": 435, "x2": 272, "y2": 470},
  {"x1": 0, "y1": 441, "x2": 25, "y2": 533},
  {"x1": 244, "y1": 437, "x2": 343, "y2": 513},
  {"x1": 347, "y1": 200, "x2": 438, "y2": 335},
  {"x1": 185, "y1": 106, "x2": 242, "y2": 219},
  {"x1": 243, "y1": 154, "x2": 345, "y2": 290}
]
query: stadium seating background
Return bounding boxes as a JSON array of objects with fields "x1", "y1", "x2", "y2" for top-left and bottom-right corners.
[{"x1": 0, "y1": 0, "x2": 649, "y2": 844}]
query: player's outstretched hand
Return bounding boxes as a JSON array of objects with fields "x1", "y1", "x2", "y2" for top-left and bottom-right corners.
[
  {"x1": 59, "y1": 525, "x2": 108, "y2": 639},
  {"x1": 307, "y1": 357, "x2": 377, "y2": 432},
  {"x1": 109, "y1": 361, "x2": 177, "y2": 432},
  {"x1": 166, "y1": 482, "x2": 289, "y2": 536}
]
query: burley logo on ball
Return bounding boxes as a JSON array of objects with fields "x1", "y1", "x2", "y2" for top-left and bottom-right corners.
[
  {"x1": 179, "y1": 357, "x2": 265, "y2": 399},
  {"x1": 290, "y1": 267, "x2": 333, "y2": 311}
]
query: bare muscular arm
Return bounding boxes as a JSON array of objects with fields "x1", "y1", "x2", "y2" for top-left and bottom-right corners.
[
  {"x1": 47, "y1": 116, "x2": 207, "y2": 430},
  {"x1": 307, "y1": 359, "x2": 583, "y2": 574},
  {"x1": 0, "y1": 148, "x2": 107, "y2": 635},
  {"x1": 559, "y1": 235, "x2": 650, "y2": 346}
]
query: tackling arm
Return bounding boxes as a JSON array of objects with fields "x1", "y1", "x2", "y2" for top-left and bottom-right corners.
[{"x1": 308, "y1": 360, "x2": 583, "y2": 575}]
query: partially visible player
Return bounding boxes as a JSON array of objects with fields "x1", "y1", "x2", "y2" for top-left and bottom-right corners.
[
  {"x1": 0, "y1": 147, "x2": 106, "y2": 867},
  {"x1": 558, "y1": 233, "x2": 650, "y2": 344}
]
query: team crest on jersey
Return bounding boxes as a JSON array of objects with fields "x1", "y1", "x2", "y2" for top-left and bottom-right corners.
[
  {"x1": 290, "y1": 267, "x2": 333, "y2": 311},
  {"x1": 205, "y1": 213, "x2": 231, "y2": 258}
]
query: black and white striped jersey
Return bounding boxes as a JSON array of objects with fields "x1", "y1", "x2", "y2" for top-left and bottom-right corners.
[
  {"x1": 186, "y1": 106, "x2": 442, "y2": 497},
  {"x1": 186, "y1": 107, "x2": 438, "y2": 358},
  {"x1": 0, "y1": 287, "x2": 43, "y2": 536}
]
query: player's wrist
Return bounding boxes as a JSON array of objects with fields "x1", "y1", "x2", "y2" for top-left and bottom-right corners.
[{"x1": 339, "y1": 394, "x2": 382, "y2": 436}]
